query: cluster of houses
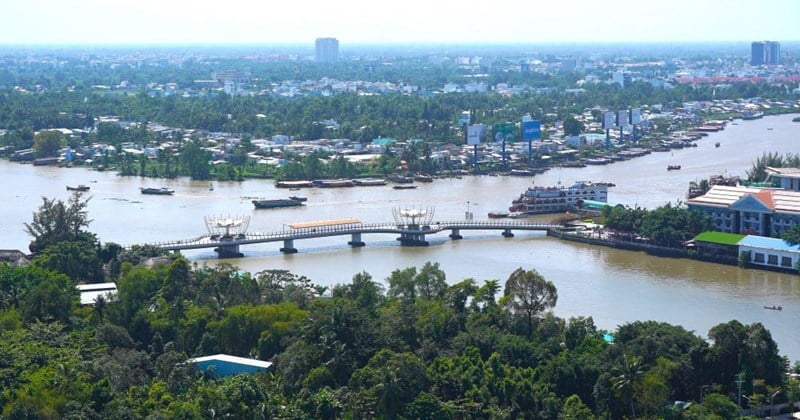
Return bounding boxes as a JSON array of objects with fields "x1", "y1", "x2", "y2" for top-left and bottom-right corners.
[{"x1": 687, "y1": 167, "x2": 800, "y2": 271}]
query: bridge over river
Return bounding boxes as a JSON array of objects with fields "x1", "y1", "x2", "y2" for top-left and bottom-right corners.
[{"x1": 132, "y1": 219, "x2": 562, "y2": 258}]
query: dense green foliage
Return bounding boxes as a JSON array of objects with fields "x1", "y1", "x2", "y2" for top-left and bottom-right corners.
[{"x1": 602, "y1": 202, "x2": 712, "y2": 247}]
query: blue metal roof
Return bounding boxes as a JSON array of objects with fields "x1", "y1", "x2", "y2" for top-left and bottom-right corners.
[{"x1": 738, "y1": 235, "x2": 800, "y2": 252}]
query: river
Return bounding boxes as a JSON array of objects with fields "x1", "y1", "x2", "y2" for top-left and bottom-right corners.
[{"x1": 2, "y1": 113, "x2": 799, "y2": 361}]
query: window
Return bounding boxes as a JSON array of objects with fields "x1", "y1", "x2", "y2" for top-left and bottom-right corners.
[
  {"x1": 754, "y1": 253, "x2": 765, "y2": 263},
  {"x1": 767, "y1": 255, "x2": 778, "y2": 265},
  {"x1": 781, "y1": 256, "x2": 793, "y2": 267}
]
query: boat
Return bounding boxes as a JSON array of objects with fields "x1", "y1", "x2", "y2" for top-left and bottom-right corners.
[
  {"x1": 353, "y1": 178, "x2": 387, "y2": 186},
  {"x1": 312, "y1": 179, "x2": 355, "y2": 188},
  {"x1": 508, "y1": 181, "x2": 609, "y2": 215},
  {"x1": 66, "y1": 184, "x2": 90, "y2": 192},
  {"x1": 742, "y1": 111, "x2": 764, "y2": 120},
  {"x1": 413, "y1": 174, "x2": 434, "y2": 183},
  {"x1": 209, "y1": 182, "x2": 214, "y2": 191},
  {"x1": 275, "y1": 180, "x2": 314, "y2": 189},
  {"x1": 715, "y1": 142, "x2": 720, "y2": 148},
  {"x1": 509, "y1": 169, "x2": 536, "y2": 176},
  {"x1": 140, "y1": 187, "x2": 175, "y2": 195},
  {"x1": 288, "y1": 195, "x2": 307, "y2": 202},
  {"x1": 767, "y1": 127, "x2": 774, "y2": 131},
  {"x1": 252, "y1": 198, "x2": 305, "y2": 209},
  {"x1": 764, "y1": 305, "x2": 782, "y2": 311},
  {"x1": 667, "y1": 165, "x2": 682, "y2": 171},
  {"x1": 388, "y1": 175, "x2": 414, "y2": 184},
  {"x1": 488, "y1": 211, "x2": 510, "y2": 219},
  {"x1": 393, "y1": 185, "x2": 417, "y2": 190}
]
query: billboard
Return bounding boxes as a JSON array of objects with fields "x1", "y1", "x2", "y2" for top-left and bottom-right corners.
[
  {"x1": 602, "y1": 111, "x2": 616, "y2": 129},
  {"x1": 492, "y1": 123, "x2": 517, "y2": 143},
  {"x1": 522, "y1": 120, "x2": 541, "y2": 141},
  {"x1": 466, "y1": 124, "x2": 485, "y2": 145},
  {"x1": 630, "y1": 108, "x2": 641, "y2": 125},
  {"x1": 617, "y1": 110, "x2": 629, "y2": 127}
]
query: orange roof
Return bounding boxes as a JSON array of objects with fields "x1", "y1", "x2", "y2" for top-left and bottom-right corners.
[{"x1": 753, "y1": 190, "x2": 776, "y2": 210}]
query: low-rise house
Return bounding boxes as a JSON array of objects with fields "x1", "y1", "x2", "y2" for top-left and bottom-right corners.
[{"x1": 738, "y1": 235, "x2": 800, "y2": 270}]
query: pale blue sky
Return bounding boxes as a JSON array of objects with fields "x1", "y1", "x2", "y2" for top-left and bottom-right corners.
[{"x1": 1, "y1": 0, "x2": 798, "y2": 45}]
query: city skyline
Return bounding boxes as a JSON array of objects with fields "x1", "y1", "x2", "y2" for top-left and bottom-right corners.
[{"x1": 1, "y1": 0, "x2": 799, "y2": 46}]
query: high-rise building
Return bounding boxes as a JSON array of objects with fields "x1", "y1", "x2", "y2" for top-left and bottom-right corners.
[
  {"x1": 315, "y1": 37, "x2": 339, "y2": 63},
  {"x1": 751, "y1": 41, "x2": 781, "y2": 65}
]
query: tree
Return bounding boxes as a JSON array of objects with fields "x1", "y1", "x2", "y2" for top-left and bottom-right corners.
[
  {"x1": 561, "y1": 394, "x2": 594, "y2": 419},
  {"x1": 33, "y1": 130, "x2": 63, "y2": 158},
  {"x1": 24, "y1": 192, "x2": 94, "y2": 253},
  {"x1": 501, "y1": 268, "x2": 557, "y2": 339},
  {"x1": 613, "y1": 355, "x2": 644, "y2": 420},
  {"x1": 563, "y1": 116, "x2": 585, "y2": 136},
  {"x1": 781, "y1": 225, "x2": 800, "y2": 245}
]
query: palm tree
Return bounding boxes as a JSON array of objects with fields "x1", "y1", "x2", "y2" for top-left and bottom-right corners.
[{"x1": 613, "y1": 355, "x2": 645, "y2": 419}]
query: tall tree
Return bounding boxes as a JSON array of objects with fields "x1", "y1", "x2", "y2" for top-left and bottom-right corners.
[
  {"x1": 24, "y1": 192, "x2": 94, "y2": 253},
  {"x1": 501, "y1": 268, "x2": 557, "y2": 339},
  {"x1": 32, "y1": 130, "x2": 63, "y2": 158}
]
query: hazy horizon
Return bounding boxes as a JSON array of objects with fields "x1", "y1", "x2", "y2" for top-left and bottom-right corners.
[{"x1": 2, "y1": 0, "x2": 798, "y2": 46}]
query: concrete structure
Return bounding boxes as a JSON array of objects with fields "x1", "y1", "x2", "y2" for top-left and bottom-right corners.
[
  {"x1": 315, "y1": 37, "x2": 339, "y2": 62},
  {"x1": 686, "y1": 185, "x2": 800, "y2": 237},
  {"x1": 187, "y1": 354, "x2": 273, "y2": 377},
  {"x1": 751, "y1": 41, "x2": 781, "y2": 65},
  {"x1": 738, "y1": 235, "x2": 800, "y2": 270},
  {"x1": 76, "y1": 283, "x2": 118, "y2": 305},
  {"x1": 765, "y1": 166, "x2": 800, "y2": 191}
]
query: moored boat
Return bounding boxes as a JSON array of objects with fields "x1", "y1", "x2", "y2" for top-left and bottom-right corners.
[
  {"x1": 288, "y1": 195, "x2": 307, "y2": 202},
  {"x1": 276, "y1": 180, "x2": 314, "y2": 189},
  {"x1": 393, "y1": 185, "x2": 417, "y2": 190},
  {"x1": 313, "y1": 179, "x2": 355, "y2": 188},
  {"x1": 508, "y1": 181, "x2": 609, "y2": 215},
  {"x1": 413, "y1": 174, "x2": 433, "y2": 183},
  {"x1": 353, "y1": 178, "x2": 387, "y2": 186},
  {"x1": 140, "y1": 187, "x2": 175, "y2": 195},
  {"x1": 488, "y1": 211, "x2": 510, "y2": 219}
]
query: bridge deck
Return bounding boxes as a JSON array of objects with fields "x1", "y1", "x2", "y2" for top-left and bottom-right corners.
[{"x1": 130, "y1": 220, "x2": 563, "y2": 252}]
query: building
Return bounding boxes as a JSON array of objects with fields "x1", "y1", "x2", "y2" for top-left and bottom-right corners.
[
  {"x1": 315, "y1": 37, "x2": 339, "y2": 63},
  {"x1": 76, "y1": 282, "x2": 117, "y2": 305},
  {"x1": 765, "y1": 166, "x2": 800, "y2": 191},
  {"x1": 738, "y1": 235, "x2": 800, "y2": 270},
  {"x1": 686, "y1": 185, "x2": 800, "y2": 237},
  {"x1": 187, "y1": 354, "x2": 273, "y2": 377},
  {"x1": 751, "y1": 41, "x2": 781, "y2": 65}
]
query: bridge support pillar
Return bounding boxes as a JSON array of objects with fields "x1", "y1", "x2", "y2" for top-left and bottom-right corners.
[
  {"x1": 449, "y1": 228, "x2": 462, "y2": 240},
  {"x1": 502, "y1": 229, "x2": 514, "y2": 238},
  {"x1": 348, "y1": 232, "x2": 366, "y2": 247},
  {"x1": 397, "y1": 231, "x2": 429, "y2": 246},
  {"x1": 280, "y1": 239, "x2": 298, "y2": 254},
  {"x1": 214, "y1": 243, "x2": 243, "y2": 259}
]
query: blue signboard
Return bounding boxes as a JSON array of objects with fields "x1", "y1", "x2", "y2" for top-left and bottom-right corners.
[{"x1": 522, "y1": 120, "x2": 541, "y2": 141}]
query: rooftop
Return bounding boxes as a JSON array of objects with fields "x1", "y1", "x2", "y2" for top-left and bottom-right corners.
[
  {"x1": 687, "y1": 185, "x2": 800, "y2": 214},
  {"x1": 738, "y1": 235, "x2": 800, "y2": 253},
  {"x1": 693, "y1": 231, "x2": 746, "y2": 245}
]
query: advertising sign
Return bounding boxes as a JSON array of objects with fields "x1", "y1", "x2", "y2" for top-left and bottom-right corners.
[
  {"x1": 492, "y1": 123, "x2": 516, "y2": 143},
  {"x1": 522, "y1": 120, "x2": 541, "y2": 141},
  {"x1": 466, "y1": 124, "x2": 485, "y2": 145},
  {"x1": 617, "y1": 110, "x2": 629, "y2": 127},
  {"x1": 630, "y1": 108, "x2": 641, "y2": 125},
  {"x1": 602, "y1": 111, "x2": 616, "y2": 129}
]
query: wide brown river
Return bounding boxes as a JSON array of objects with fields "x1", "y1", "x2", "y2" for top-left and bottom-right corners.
[{"x1": 3, "y1": 114, "x2": 799, "y2": 360}]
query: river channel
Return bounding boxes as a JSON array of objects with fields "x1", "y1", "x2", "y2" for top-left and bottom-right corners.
[{"x1": 2, "y1": 114, "x2": 799, "y2": 361}]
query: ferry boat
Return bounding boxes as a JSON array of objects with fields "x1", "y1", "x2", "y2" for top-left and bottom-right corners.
[{"x1": 508, "y1": 181, "x2": 609, "y2": 215}]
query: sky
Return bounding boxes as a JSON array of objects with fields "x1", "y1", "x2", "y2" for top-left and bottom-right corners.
[{"x1": 1, "y1": 0, "x2": 798, "y2": 45}]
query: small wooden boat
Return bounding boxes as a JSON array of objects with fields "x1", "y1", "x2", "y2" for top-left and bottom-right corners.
[
  {"x1": 393, "y1": 185, "x2": 417, "y2": 190},
  {"x1": 764, "y1": 305, "x2": 782, "y2": 311},
  {"x1": 715, "y1": 142, "x2": 720, "y2": 148},
  {"x1": 288, "y1": 195, "x2": 307, "y2": 202},
  {"x1": 667, "y1": 165, "x2": 681, "y2": 171},
  {"x1": 488, "y1": 211, "x2": 510, "y2": 219},
  {"x1": 66, "y1": 184, "x2": 90, "y2": 192}
]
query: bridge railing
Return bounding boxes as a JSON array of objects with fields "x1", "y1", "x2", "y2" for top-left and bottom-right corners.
[{"x1": 131, "y1": 220, "x2": 562, "y2": 249}]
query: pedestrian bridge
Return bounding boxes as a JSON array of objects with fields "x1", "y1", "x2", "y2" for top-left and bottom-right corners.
[{"x1": 132, "y1": 219, "x2": 562, "y2": 258}]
